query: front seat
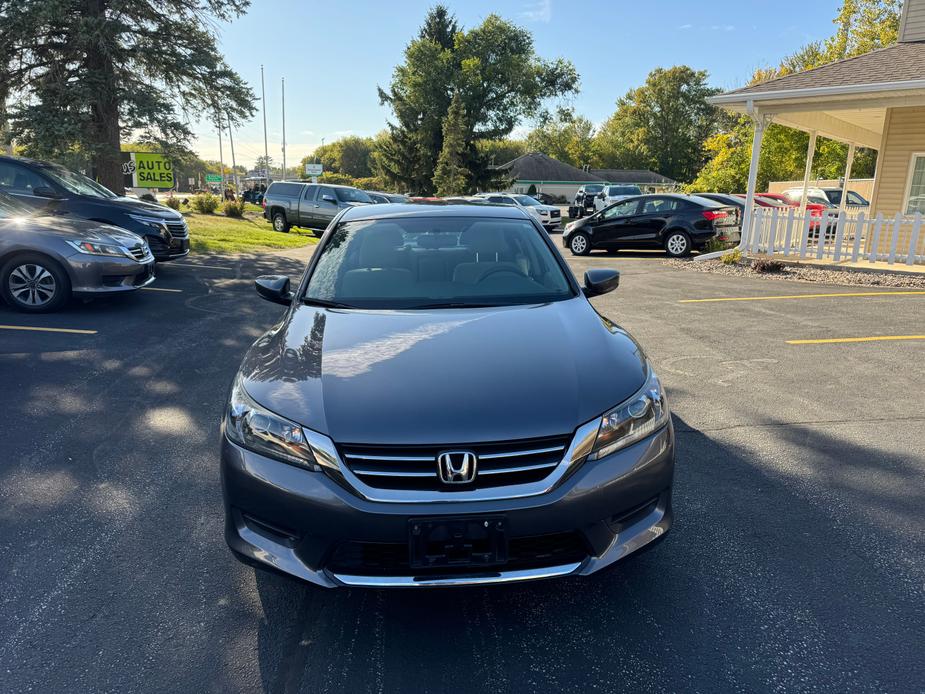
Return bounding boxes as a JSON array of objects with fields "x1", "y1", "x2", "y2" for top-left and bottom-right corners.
[
  {"x1": 453, "y1": 223, "x2": 523, "y2": 284},
  {"x1": 340, "y1": 224, "x2": 413, "y2": 298}
]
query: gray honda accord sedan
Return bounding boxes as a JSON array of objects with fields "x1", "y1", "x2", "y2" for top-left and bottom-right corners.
[
  {"x1": 0, "y1": 191, "x2": 154, "y2": 312},
  {"x1": 222, "y1": 203, "x2": 674, "y2": 587}
]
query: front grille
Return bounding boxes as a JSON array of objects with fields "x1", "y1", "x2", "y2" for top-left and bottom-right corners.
[
  {"x1": 339, "y1": 434, "x2": 571, "y2": 492},
  {"x1": 128, "y1": 245, "x2": 150, "y2": 261},
  {"x1": 550, "y1": 209, "x2": 561, "y2": 218},
  {"x1": 327, "y1": 531, "x2": 588, "y2": 577},
  {"x1": 165, "y1": 220, "x2": 188, "y2": 239}
]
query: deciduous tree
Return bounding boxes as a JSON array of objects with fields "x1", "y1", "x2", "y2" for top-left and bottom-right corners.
[{"x1": 0, "y1": 0, "x2": 255, "y2": 192}]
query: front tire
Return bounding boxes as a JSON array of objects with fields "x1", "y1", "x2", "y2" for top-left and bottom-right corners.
[
  {"x1": 569, "y1": 232, "x2": 591, "y2": 256},
  {"x1": 1, "y1": 253, "x2": 71, "y2": 313},
  {"x1": 664, "y1": 231, "x2": 692, "y2": 257},
  {"x1": 272, "y1": 212, "x2": 290, "y2": 233}
]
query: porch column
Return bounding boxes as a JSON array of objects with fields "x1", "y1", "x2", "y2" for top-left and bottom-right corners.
[
  {"x1": 838, "y1": 143, "x2": 856, "y2": 217},
  {"x1": 798, "y1": 131, "x2": 818, "y2": 218},
  {"x1": 697, "y1": 108, "x2": 769, "y2": 261},
  {"x1": 740, "y1": 112, "x2": 770, "y2": 248}
]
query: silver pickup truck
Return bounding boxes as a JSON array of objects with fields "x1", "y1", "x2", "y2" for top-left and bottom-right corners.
[{"x1": 263, "y1": 181, "x2": 372, "y2": 234}]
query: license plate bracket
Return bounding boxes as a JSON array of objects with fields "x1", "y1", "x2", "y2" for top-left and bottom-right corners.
[{"x1": 409, "y1": 516, "x2": 507, "y2": 570}]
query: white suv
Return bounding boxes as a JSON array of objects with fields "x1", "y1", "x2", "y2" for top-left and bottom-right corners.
[
  {"x1": 476, "y1": 193, "x2": 562, "y2": 231},
  {"x1": 593, "y1": 184, "x2": 643, "y2": 212}
]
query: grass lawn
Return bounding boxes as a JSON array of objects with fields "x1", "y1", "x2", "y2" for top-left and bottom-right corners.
[{"x1": 185, "y1": 211, "x2": 318, "y2": 254}]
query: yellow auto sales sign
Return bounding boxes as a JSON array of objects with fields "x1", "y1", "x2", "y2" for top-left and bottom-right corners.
[{"x1": 121, "y1": 152, "x2": 174, "y2": 189}]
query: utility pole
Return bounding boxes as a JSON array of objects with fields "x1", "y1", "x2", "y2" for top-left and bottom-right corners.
[
  {"x1": 281, "y1": 77, "x2": 287, "y2": 181},
  {"x1": 261, "y1": 65, "x2": 269, "y2": 187},
  {"x1": 227, "y1": 112, "x2": 238, "y2": 194},
  {"x1": 217, "y1": 113, "x2": 225, "y2": 195}
]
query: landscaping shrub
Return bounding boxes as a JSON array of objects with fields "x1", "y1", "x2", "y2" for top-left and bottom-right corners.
[
  {"x1": 222, "y1": 199, "x2": 246, "y2": 218},
  {"x1": 751, "y1": 257, "x2": 784, "y2": 273},
  {"x1": 163, "y1": 195, "x2": 182, "y2": 210},
  {"x1": 191, "y1": 193, "x2": 220, "y2": 214},
  {"x1": 720, "y1": 248, "x2": 742, "y2": 265}
]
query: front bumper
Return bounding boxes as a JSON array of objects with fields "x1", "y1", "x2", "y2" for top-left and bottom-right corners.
[
  {"x1": 66, "y1": 254, "x2": 156, "y2": 295},
  {"x1": 221, "y1": 423, "x2": 674, "y2": 588},
  {"x1": 148, "y1": 234, "x2": 190, "y2": 261}
]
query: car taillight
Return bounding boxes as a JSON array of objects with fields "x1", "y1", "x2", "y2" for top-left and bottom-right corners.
[
  {"x1": 702, "y1": 210, "x2": 727, "y2": 221},
  {"x1": 810, "y1": 208, "x2": 822, "y2": 217}
]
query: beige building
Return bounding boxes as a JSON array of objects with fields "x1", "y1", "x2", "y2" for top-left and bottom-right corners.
[{"x1": 706, "y1": 0, "x2": 925, "y2": 265}]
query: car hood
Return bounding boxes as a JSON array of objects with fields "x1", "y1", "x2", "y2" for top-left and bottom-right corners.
[
  {"x1": 1, "y1": 215, "x2": 145, "y2": 246},
  {"x1": 81, "y1": 195, "x2": 184, "y2": 220},
  {"x1": 240, "y1": 298, "x2": 648, "y2": 445}
]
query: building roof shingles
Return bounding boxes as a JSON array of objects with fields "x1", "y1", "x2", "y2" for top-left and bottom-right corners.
[{"x1": 722, "y1": 40, "x2": 925, "y2": 97}]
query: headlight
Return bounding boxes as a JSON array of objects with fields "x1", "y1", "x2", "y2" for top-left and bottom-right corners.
[
  {"x1": 65, "y1": 239, "x2": 130, "y2": 258},
  {"x1": 588, "y1": 366, "x2": 669, "y2": 460},
  {"x1": 127, "y1": 214, "x2": 169, "y2": 233},
  {"x1": 225, "y1": 379, "x2": 321, "y2": 471}
]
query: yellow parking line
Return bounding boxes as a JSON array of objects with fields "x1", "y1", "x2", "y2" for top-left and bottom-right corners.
[
  {"x1": 140, "y1": 286, "x2": 183, "y2": 293},
  {"x1": 681, "y1": 290, "x2": 925, "y2": 303},
  {"x1": 0, "y1": 324, "x2": 97, "y2": 335},
  {"x1": 787, "y1": 335, "x2": 925, "y2": 345}
]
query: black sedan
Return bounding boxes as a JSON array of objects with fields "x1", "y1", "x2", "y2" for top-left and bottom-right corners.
[{"x1": 562, "y1": 194, "x2": 738, "y2": 257}]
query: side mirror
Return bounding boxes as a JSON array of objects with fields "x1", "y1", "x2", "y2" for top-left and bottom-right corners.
[
  {"x1": 583, "y1": 268, "x2": 620, "y2": 297},
  {"x1": 33, "y1": 186, "x2": 59, "y2": 198},
  {"x1": 321, "y1": 194, "x2": 337, "y2": 203},
  {"x1": 255, "y1": 275, "x2": 293, "y2": 306}
]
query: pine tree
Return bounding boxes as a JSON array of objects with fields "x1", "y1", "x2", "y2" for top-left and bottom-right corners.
[
  {"x1": 432, "y1": 92, "x2": 469, "y2": 196},
  {"x1": 0, "y1": 0, "x2": 255, "y2": 192}
]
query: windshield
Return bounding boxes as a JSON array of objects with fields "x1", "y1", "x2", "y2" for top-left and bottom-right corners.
[
  {"x1": 608, "y1": 185, "x2": 641, "y2": 196},
  {"x1": 41, "y1": 166, "x2": 117, "y2": 198},
  {"x1": 583, "y1": 185, "x2": 604, "y2": 193},
  {"x1": 0, "y1": 191, "x2": 35, "y2": 218},
  {"x1": 304, "y1": 216, "x2": 574, "y2": 309},
  {"x1": 335, "y1": 187, "x2": 372, "y2": 203},
  {"x1": 513, "y1": 195, "x2": 541, "y2": 207}
]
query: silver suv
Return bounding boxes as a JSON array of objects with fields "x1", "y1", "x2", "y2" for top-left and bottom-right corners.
[{"x1": 263, "y1": 182, "x2": 372, "y2": 234}]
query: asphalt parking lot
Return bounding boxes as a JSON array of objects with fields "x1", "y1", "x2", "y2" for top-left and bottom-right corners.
[{"x1": 1, "y1": 243, "x2": 923, "y2": 693}]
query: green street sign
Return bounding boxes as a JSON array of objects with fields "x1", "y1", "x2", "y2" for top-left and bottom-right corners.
[
  {"x1": 121, "y1": 151, "x2": 174, "y2": 188},
  {"x1": 205, "y1": 174, "x2": 223, "y2": 184}
]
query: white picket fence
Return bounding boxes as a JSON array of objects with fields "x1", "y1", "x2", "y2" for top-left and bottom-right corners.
[{"x1": 745, "y1": 207, "x2": 925, "y2": 266}]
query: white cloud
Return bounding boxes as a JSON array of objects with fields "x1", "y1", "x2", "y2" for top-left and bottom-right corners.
[
  {"x1": 679, "y1": 24, "x2": 693, "y2": 30},
  {"x1": 520, "y1": 0, "x2": 552, "y2": 23}
]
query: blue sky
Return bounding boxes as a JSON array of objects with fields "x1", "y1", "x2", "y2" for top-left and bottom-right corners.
[{"x1": 192, "y1": 0, "x2": 841, "y2": 167}]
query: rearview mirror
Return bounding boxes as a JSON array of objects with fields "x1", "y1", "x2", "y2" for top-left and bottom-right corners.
[
  {"x1": 255, "y1": 275, "x2": 293, "y2": 306},
  {"x1": 583, "y1": 268, "x2": 620, "y2": 297},
  {"x1": 33, "y1": 186, "x2": 59, "y2": 198}
]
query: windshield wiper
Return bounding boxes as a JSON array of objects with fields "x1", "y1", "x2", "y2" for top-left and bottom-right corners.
[{"x1": 301, "y1": 298, "x2": 357, "y2": 309}]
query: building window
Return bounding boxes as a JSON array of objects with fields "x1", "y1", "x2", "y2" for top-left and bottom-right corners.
[{"x1": 905, "y1": 153, "x2": 925, "y2": 215}]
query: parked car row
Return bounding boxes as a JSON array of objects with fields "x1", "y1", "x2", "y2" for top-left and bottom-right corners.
[
  {"x1": 563, "y1": 193, "x2": 738, "y2": 257},
  {"x1": 260, "y1": 181, "x2": 564, "y2": 235},
  {"x1": 0, "y1": 154, "x2": 194, "y2": 312}
]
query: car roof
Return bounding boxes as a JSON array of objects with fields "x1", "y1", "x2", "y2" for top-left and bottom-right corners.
[{"x1": 339, "y1": 202, "x2": 529, "y2": 223}]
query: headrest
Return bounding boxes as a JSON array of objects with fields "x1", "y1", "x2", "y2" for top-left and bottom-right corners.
[
  {"x1": 357, "y1": 224, "x2": 405, "y2": 267},
  {"x1": 463, "y1": 222, "x2": 507, "y2": 258}
]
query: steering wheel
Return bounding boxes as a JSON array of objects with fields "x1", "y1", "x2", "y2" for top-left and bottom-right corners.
[{"x1": 477, "y1": 266, "x2": 526, "y2": 283}]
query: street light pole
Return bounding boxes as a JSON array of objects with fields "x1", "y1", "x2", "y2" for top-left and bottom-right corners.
[
  {"x1": 261, "y1": 65, "x2": 269, "y2": 187},
  {"x1": 227, "y1": 112, "x2": 238, "y2": 194},
  {"x1": 281, "y1": 77, "x2": 287, "y2": 181},
  {"x1": 217, "y1": 114, "x2": 225, "y2": 195}
]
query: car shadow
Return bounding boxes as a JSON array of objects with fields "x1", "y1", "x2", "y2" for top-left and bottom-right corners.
[{"x1": 250, "y1": 414, "x2": 924, "y2": 693}]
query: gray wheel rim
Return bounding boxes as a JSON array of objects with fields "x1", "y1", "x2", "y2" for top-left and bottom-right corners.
[
  {"x1": 9, "y1": 263, "x2": 56, "y2": 306},
  {"x1": 667, "y1": 234, "x2": 687, "y2": 255},
  {"x1": 274, "y1": 216, "x2": 284, "y2": 231},
  {"x1": 571, "y1": 235, "x2": 588, "y2": 253}
]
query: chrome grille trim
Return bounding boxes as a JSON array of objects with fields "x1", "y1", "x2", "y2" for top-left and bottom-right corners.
[
  {"x1": 479, "y1": 445, "x2": 564, "y2": 460},
  {"x1": 317, "y1": 419, "x2": 601, "y2": 504},
  {"x1": 344, "y1": 453, "x2": 434, "y2": 462},
  {"x1": 478, "y1": 461, "x2": 558, "y2": 476}
]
